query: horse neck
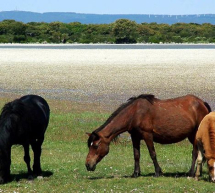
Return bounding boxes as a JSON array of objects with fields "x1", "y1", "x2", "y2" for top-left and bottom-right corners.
[{"x1": 98, "y1": 104, "x2": 135, "y2": 142}]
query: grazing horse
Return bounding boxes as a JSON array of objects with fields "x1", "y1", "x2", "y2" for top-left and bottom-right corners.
[
  {"x1": 86, "y1": 94, "x2": 211, "y2": 177},
  {"x1": 195, "y1": 112, "x2": 215, "y2": 182},
  {"x1": 0, "y1": 95, "x2": 50, "y2": 184}
]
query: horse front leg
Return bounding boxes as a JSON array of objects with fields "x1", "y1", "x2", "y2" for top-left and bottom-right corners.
[
  {"x1": 195, "y1": 149, "x2": 203, "y2": 181},
  {"x1": 131, "y1": 134, "x2": 141, "y2": 177},
  {"x1": 188, "y1": 136, "x2": 198, "y2": 177},
  {"x1": 144, "y1": 132, "x2": 162, "y2": 177}
]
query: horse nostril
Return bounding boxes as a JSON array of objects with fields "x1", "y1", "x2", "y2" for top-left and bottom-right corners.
[{"x1": 86, "y1": 163, "x2": 90, "y2": 170}]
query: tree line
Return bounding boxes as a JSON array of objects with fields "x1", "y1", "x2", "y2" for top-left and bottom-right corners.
[{"x1": 0, "y1": 19, "x2": 215, "y2": 44}]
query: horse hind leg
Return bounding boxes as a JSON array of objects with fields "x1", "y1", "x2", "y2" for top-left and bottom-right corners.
[
  {"x1": 188, "y1": 135, "x2": 198, "y2": 177},
  {"x1": 23, "y1": 144, "x2": 33, "y2": 178},
  {"x1": 31, "y1": 138, "x2": 43, "y2": 176}
]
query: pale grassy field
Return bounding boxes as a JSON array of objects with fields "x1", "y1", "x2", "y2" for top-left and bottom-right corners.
[{"x1": 0, "y1": 48, "x2": 215, "y2": 110}]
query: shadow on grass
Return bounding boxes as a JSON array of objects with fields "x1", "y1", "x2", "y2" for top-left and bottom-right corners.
[
  {"x1": 88, "y1": 176, "x2": 115, "y2": 180},
  {"x1": 120, "y1": 171, "x2": 188, "y2": 178},
  {"x1": 88, "y1": 172, "x2": 191, "y2": 180},
  {"x1": 10, "y1": 170, "x2": 53, "y2": 182},
  {"x1": 87, "y1": 171, "x2": 213, "y2": 183}
]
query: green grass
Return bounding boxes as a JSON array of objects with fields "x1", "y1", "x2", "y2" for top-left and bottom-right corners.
[{"x1": 0, "y1": 98, "x2": 214, "y2": 192}]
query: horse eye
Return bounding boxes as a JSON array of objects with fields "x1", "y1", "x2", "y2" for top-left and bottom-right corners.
[{"x1": 90, "y1": 142, "x2": 99, "y2": 149}]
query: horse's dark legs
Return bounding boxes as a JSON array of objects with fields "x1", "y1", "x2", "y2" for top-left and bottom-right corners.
[
  {"x1": 131, "y1": 134, "x2": 141, "y2": 177},
  {"x1": 188, "y1": 135, "x2": 198, "y2": 177},
  {"x1": 31, "y1": 139, "x2": 43, "y2": 176},
  {"x1": 23, "y1": 144, "x2": 32, "y2": 175},
  {"x1": 144, "y1": 133, "x2": 162, "y2": 177}
]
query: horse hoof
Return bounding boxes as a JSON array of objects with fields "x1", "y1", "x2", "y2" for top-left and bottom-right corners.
[
  {"x1": 37, "y1": 176, "x2": 43, "y2": 180},
  {"x1": 131, "y1": 172, "x2": 140, "y2": 178},
  {"x1": 28, "y1": 175, "x2": 34, "y2": 181},
  {"x1": 194, "y1": 177, "x2": 199, "y2": 181},
  {"x1": 154, "y1": 171, "x2": 163, "y2": 177},
  {"x1": 188, "y1": 171, "x2": 195, "y2": 177}
]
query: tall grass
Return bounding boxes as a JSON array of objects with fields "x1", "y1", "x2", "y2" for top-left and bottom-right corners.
[{"x1": 0, "y1": 98, "x2": 214, "y2": 192}]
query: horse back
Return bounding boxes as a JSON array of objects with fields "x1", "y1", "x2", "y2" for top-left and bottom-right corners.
[
  {"x1": 163, "y1": 94, "x2": 209, "y2": 120},
  {"x1": 20, "y1": 95, "x2": 50, "y2": 130},
  {"x1": 187, "y1": 95, "x2": 211, "y2": 123},
  {"x1": 16, "y1": 95, "x2": 50, "y2": 142},
  {"x1": 133, "y1": 95, "x2": 210, "y2": 144}
]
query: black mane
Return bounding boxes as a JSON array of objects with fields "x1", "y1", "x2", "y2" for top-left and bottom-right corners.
[
  {"x1": 0, "y1": 99, "x2": 25, "y2": 129},
  {"x1": 92, "y1": 94, "x2": 155, "y2": 134}
]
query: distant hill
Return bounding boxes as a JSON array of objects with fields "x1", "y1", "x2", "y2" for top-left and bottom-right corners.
[{"x1": 0, "y1": 11, "x2": 215, "y2": 24}]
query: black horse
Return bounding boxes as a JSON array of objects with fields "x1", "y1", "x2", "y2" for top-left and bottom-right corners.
[{"x1": 0, "y1": 95, "x2": 50, "y2": 183}]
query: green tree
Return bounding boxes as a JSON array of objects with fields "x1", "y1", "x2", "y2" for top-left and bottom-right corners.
[
  {"x1": 112, "y1": 19, "x2": 138, "y2": 43},
  {"x1": 137, "y1": 23, "x2": 155, "y2": 42}
]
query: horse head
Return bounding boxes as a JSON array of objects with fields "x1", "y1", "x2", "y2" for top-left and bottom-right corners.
[
  {"x1": 85, "y1": 132, "x2": 109, "y2": 171},
  {"x1": 207, "y1": 159, "x2": 215, "y2": 182}
]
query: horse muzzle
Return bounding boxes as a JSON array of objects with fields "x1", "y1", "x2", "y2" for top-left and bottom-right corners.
[
  {"x1": 86, "y1": 162, "x2": 96, "y2": 171},
  {"x1": 210, "y1": 177, "x2": 215, "y2": 182}
]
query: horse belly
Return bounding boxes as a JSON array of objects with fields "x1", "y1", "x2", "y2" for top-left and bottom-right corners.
[
  {"x1": 150, "y1": 106, "x2": 198, "y2": 144},
  {"x1": 152, "y1": 119, "x2": 195, "y2": 144},
  {"x1": 153, "y1": 130, "x2": 189, "y2": 144}
]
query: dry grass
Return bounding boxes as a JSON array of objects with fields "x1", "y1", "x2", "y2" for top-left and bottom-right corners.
[{"x1": 0, "y1": 48, "x2": 215, "y2": 110}]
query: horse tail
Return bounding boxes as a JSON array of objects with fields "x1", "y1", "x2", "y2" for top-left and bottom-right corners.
[{"x1": 204, "y1": 102, "x2": 212, "y2": 113}]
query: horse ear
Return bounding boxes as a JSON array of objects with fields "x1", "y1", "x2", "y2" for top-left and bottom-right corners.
[{"x1": 86, "y1": 132, "x2": 91, "y2": 137}]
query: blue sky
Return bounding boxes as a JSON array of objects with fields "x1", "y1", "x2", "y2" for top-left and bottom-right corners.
[{"x1": 1, "y1": 0, "x2": 215, "y2": 15}]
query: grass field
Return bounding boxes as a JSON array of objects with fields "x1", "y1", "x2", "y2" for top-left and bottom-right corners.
[
  {"x1": 1, "y1": 48, "x2": 215, "y2": 192},
  {"x1": 0, "y1": 99, "x2": 214, "y2": 192}
]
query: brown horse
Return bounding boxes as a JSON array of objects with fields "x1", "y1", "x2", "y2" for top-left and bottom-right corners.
[
  {"x1": 195, "y1": 112, "x2": 215, "y2": 182},
  {"x1": 86, "y1": 94, "x2": 211, "y2": 177}
]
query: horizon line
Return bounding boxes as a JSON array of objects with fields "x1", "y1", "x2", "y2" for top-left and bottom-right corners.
[{"x1": 0, "y1": 10, "x2": 214, "y2": 16}]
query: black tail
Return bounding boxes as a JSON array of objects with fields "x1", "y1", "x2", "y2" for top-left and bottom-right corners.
[{"x1": 204, "y1": 102, "x2": 212, "y2": 113}]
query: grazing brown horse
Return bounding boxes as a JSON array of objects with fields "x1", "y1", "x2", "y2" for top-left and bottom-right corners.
[
  {"x1": 86, "y1": 94, "x2": 211, "y2": 177},
  {"x1": 195, "y1": 112, "x2": 215, "y2": 182}
]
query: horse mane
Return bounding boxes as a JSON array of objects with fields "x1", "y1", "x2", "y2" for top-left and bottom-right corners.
[
  {"x1": 204, "y1": 102, "x2": 212, "y2": 113},
  {"x1": 88, "y1": 94, "x2": 155, "y2": 145},
  {"x1": 0, "y1": 99, "x2": 25, "y2": 130}
]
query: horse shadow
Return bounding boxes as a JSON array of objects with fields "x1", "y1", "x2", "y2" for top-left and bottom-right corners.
[
  {"x1": 10, "y1": 170, "x2": 53, "y2": 182},
  {"x1": 122, "y1": 172, "x2": 188, "y2": 178},
  {"x1": 124, "y1": 172, "x2": 211, "y2": 182},
  {"x1": 88, "y1": 172, "x2": 191, "y2": 180}
]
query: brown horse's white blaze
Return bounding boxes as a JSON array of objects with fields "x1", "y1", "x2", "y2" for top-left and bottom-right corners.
[
  {"x1": 195, "y1": 112, "x2": 215, "y2": 182},
  {"x1": 86, "y1": 94, "x2": 211, "y2": 177}
]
